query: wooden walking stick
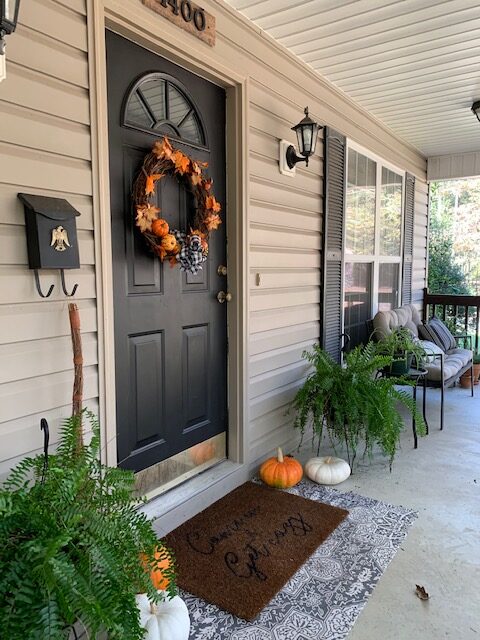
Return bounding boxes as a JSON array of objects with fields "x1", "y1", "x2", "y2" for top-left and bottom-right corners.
[{"x1": 68, "y1": 302, "x2": 83, "y2": 450}]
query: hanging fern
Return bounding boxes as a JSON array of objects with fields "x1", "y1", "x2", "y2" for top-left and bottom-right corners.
[
  {"x1": 0, "y1": 411, "x2": 176, "y2": 640},
  {"x1": 292, "y1": 342, "x2": 426, "y2": 467}
]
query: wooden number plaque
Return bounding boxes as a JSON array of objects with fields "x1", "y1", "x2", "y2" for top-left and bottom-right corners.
[{"x1": 142, "y1": 0, "x2": 216, "y2": 47}]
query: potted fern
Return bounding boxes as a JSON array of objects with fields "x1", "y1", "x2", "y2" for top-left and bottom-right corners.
[
  {"x1": 292, "y1": 343, "x2": 426, "y2": 468},
  {"x1": 0, "y1": 411, "x2": 176, "y2": 640},
  {"x1": 372, "y1": 326, "x2": 426, "y2": 375}
]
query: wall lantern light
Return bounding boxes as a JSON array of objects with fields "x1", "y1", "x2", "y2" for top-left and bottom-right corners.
[
  {"x1": 0, "y1": 0, "x2": 21, "y2": 82},
  {"x1": 279, "y1": 107, "x2": 322, "y2": 176},
  {"x1": 472, "y1": 101, "x2": 480, "y2": 124}
]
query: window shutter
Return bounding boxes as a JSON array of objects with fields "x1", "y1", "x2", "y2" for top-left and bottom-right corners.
[
  {"x1": 322, "y1": 127, "x2": 346, "y2": 362},
  {"x1": 402, "y1": 173, "x2": 415, "y2": 305}
]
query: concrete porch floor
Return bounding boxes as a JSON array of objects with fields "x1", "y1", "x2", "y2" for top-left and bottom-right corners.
[{"x1": 298, "y1": 385, "x2": 480, "y2": 639}]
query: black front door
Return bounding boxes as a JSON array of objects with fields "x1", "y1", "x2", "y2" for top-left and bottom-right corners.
[{"x1": 106, "y1": 31, "x2": 227, "y2": 473}]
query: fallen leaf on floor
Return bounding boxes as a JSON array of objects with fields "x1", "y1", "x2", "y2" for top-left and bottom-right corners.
[{"x1": 415, "y1": 585, "x2": 429, "y2": 600}]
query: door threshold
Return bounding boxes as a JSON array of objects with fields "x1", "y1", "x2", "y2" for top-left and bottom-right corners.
[{"x1": 140, "y1": 460, "x2": 249, "y2": 536}]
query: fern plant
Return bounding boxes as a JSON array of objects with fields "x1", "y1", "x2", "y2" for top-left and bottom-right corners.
[
  {"x1": 0, "y1": 411, "x2": 176, "y2": 640},
  {"x1": 292, "y1": 342, "x2": 426, "y2": 468}
]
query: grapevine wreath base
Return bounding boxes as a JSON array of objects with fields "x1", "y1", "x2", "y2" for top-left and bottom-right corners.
[{"x1": 133, "y1": 137, "x2": 222, "y2": 275}]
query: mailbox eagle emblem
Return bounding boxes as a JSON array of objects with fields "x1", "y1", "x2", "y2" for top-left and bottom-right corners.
[{"x1": 51, "y1": 226, "x2": 71, "y2": 252}]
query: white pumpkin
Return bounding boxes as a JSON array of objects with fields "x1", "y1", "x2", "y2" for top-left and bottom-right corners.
[
  {"x1": 136, "y1": 592, "x2": 190, "y2": 640},
  {"x1": 305, "y1": 456, "x2": 351, "y2": 485}
]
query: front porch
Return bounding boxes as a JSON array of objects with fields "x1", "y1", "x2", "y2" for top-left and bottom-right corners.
[{"x1": 296, "y1": 384, "x2": 480, "y2": 639}]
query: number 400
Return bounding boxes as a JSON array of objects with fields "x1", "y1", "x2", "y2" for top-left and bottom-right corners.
[{"x1": 160, "y1": 0, "x2": 207, "y2": 31}]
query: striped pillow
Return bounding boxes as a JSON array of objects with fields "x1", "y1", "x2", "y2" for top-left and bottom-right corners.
[{"x1": 419, "y1": 318, "x2": 456, "y2": 352}]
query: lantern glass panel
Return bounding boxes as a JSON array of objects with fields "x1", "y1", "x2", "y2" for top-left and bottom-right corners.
[
  {"x1": 3, "y1": 0, "x2": 10, "y2": 21},
  {"x1": 310, "y1": 125, "x2": 318, "y2": 155},
  {"x1": 295, "y1": 127, "x2": 303, "y2": 155},
  {"x1": 1, "y1": 0, "x2": 19, "y2": 28},
  {"x1": 302, "y1": 125, "x2": 313, "y2": 155}
]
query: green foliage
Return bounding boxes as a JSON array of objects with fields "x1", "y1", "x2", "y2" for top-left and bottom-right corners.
[
  {"x1": 0, "y1": 411, "x2": 176, "y2": 640},
  {"x1": 291, "y1": 343, "x2": 426, "y2": 468},
  {"x1": 428, "y1": 181, "x2": 474, "y2": 295},
  {"x1": 372, "y1": 327, "x2": 427, "y2": 369}
]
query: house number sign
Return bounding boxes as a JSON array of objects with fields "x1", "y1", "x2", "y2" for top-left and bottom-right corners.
[{"x1": 142, "y1": 0, "x2": 216, "y2": 47}]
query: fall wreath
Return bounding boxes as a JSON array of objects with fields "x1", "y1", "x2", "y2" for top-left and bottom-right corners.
[{"x1": 133, "y1": 137, "x2": 222, "y2": 274}]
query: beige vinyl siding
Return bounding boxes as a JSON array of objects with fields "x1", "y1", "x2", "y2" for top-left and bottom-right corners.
[
  {"x1": 412, "y1": 180, "x2": 429, "y2": 311},
  {"x1": 0, "y1": 0, "x2": 96, "y2": 480},
  {"x1": 428, "y1": 152, "x2": 480, "y2": 181},
  {"x1": 248, "y1": 81, "x2": 323, "y2": 464}
]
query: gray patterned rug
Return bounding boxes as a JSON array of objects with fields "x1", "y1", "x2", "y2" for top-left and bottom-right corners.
[{"x1": 181, "y1": 480, "x2": 417, "y2": 639}]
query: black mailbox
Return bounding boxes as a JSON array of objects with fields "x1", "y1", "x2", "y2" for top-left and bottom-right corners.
[
  {"x1": 19, "y1": 193, "x2": 80, "y2": 269},
  {"x1": 18, "y1": 193, "x2": 81, "y2": 298}
]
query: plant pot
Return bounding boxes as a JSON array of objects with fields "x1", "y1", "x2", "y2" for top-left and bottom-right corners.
[
  {"x1": 473, "y1": 363, "x2": 480, "y2": 385},
  {"x1": 460, "y1": 370, "x2": 473, "y2": 388},
  {"x1": 389, "y1": 352, "x2": 413, "y2": 375}
]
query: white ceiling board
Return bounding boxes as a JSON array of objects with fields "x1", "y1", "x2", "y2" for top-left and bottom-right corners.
[{"x1": 225, "y1": 0, "x2": 480, "y2": 157}]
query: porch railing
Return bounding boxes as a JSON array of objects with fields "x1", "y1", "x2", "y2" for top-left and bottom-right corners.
[{"x1": 423, "y1": 288, "x2": 480, "y2": 354}]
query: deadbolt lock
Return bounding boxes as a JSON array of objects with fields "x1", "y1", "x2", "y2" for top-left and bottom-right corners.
[
  {"x1": 217, "y1": 265, "x2": 228, "y2": 276},
  {"x1": 217, "y1": 291, "x2": 232, "y2": 303}
]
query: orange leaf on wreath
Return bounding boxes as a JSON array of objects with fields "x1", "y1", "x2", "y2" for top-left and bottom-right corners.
[
  {"x1": 153, "y1": 138, "x2": 173, "y2": 160},
  {"x1": 154, "y1": 245, "x2": 167, "y2": 260},
  {"x1": 172, "y1": 151, "x2": 191, "y2": 174},
  {"x1": 205, "y1": 213, "x2": 222, "y2": 231},
  {"x1": 206, "y1": 196, "x2": 221, "y2": 213},
  {"x1": 136, "y1": 203, "x2": 160, "y2": 232},
  {"x1": 190, "y1": 173, "x2": 203, "y2": 186},
  {"x1": 145, "y1": 173, "x2": 163, "y2": 195},
  {"x1": 136, "y1": 203, "x2": 160, "y2": 220},
  {"x1": 191, "y1": 161, "x2": 202, "y2": 175}
]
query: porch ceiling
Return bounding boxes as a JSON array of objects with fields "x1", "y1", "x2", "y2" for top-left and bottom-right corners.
[{"x1": 224, "y1": 0, "x2": 480, "y2": 158}]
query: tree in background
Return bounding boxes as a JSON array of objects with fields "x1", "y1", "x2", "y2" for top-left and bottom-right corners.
[{"x1": 428, "y1": 180, "x2": 480, "y2": 294}]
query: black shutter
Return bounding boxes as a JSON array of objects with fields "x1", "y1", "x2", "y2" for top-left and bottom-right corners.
[
  {"x1": 322, "y1": 127, "x2": 346, "y2": 362},
  {"x1": 402, "y1": 173, "x2": 415, "y2": 304}
]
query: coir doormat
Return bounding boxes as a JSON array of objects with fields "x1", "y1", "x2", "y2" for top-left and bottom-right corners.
[{"x1": 164, "y1": 481, "x2": 348, "y2": 621}]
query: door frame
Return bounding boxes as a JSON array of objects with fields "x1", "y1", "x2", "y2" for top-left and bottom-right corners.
[{"x1": 86, "y1": 0, "x2": 249, "y2": 475}]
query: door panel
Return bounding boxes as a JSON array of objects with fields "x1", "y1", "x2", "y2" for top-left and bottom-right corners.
[{"x1": 106, "y1": 30, "x2": 227, "y2": 473}]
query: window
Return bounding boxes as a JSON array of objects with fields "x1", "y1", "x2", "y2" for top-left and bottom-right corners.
[
  {"x1": 123, "y1": 73, "x2": 206, "y2": 146},
  {"x1": 343, "y1": 144, "x2": 404, "y2": 347}
]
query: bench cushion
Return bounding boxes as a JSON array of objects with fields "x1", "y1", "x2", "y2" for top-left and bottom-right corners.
[
  {"x1": 424, "y1": 348, "x2": 473, "y2": 382},
  {"x1": 373, "y1": 304, "x2": 422, "y2": 338}
]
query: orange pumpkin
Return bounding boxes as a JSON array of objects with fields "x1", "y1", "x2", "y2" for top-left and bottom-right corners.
[
  {"x1": 151, "y1": 218, "x2": 169, "y2": 237},
  {"x1": 142, "y1": 546, "x2": 173, "y2": 591},
  {"x1": 189, "y1": 441, "x2": 216, "y2": 466},
  {"x1": 161, "y1": 233, "x2": 177, "y2": 252},
  {"x1": 259, "y1": 447, "x2": 303, "y2": 489}
]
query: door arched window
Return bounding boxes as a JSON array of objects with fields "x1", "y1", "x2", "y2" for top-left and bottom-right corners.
[{"x1": 123, "y1": 72, "x2": 206, "y2": 147}]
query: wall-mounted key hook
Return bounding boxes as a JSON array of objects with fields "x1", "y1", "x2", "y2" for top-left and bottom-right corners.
[
  {"x1": 34, "y1": 269, "x2": 54, "y2": 298},
  {"x1": 60, "y1": 269, "x2": 78, "y2": 297}
]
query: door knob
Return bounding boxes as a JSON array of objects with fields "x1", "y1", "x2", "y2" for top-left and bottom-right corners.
[
  {"x1": 217, "y1": 265, "x2": 227, "y2": 276},
  {"x1": 217, "y1": 291, "x2": 232, "y2": 303}
]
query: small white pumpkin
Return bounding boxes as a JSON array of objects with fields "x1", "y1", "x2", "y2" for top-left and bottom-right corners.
[
  {"x1": 305, "y1": 456, "x2": 351, "y2": 485},
  {"x1": 136, "y1": 592, "x2": 190, "y2": 640}
]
